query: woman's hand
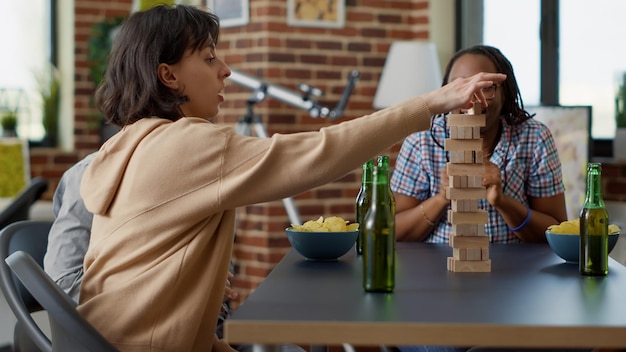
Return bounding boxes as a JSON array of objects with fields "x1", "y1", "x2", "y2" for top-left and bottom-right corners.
[
  {"x1": 223, "y1": 272, "x2": 238, "y2": 305},
  {"x1": 483, "y1": 160, "x2": 504, "y2": 207},
  {"x1": 423, "y1": 72, "x2": 506, "y2": 115}
]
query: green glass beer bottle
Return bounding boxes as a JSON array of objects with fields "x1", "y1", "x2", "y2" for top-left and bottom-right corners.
[
  {"x1": 355, "y1": 159, "x2": 374, "y2": 255},
  {"x1": 363, "y1": 160, "x2": 395, "y2": 292},
  {"x1": 377, "y1": 155, "x2": 396, "y2": 216},
  {"x1": 579, "y1": 162, "x2": 609, "y2": 276}
]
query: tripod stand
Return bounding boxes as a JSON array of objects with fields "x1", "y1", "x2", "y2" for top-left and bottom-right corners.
[
  {"x1": 230, "y1": 69, "x2": 360, "y2": 226},
  {"x1": 235, "y1": 94, "x2": 302, "y2": 225}
]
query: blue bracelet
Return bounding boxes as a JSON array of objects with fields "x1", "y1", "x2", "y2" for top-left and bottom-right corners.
[{"x1": 509, "y1": 205, "x2": 531, "y2": 232}]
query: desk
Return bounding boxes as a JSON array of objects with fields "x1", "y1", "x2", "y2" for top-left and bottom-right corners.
[{"x1": 225, "y1": 243, "x2": 626, "y2": 349}]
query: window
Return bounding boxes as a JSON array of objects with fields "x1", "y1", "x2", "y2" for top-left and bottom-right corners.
[
  {"x1": 559, "y1": 0, "x2": 626, "y2": 139},
  {"x1": 465, "y1": 0, "x2": 626, "y2": 141},
  {"x1": 483, "y1": 0, "x2": 540, "y2": 107},
  {"x1": 0, "y1": 0, "x2": 53, "y2": 141}
]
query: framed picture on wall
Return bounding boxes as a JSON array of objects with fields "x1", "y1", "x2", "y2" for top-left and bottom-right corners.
[
  {"x1": 207, "y1": 0, "x2": 249, "y2": 28},
  {"x1": 287, "y1": 0, "x2": 345, "y2": 29}
]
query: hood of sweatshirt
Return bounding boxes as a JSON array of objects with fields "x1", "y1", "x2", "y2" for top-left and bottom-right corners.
[{"x1": 81, "y1": 118, "x2": 166, "y2": 215}]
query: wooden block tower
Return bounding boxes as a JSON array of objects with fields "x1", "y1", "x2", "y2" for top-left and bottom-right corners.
[{"x1": 445, "y1": 103, "x2": 491, "y2": 272}]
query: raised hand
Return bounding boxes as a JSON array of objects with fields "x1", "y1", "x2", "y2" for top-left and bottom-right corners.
[
  {"x1": 483, "y1": 160, "x2": 504, "y2": 206},
  {"x1": 422, "y1": 72, "x2": 506, "y2": 115}
]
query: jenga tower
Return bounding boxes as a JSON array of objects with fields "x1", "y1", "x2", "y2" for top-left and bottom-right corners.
[{"x1": 445, "y1": 103, "x2": 491, "y2": 272}]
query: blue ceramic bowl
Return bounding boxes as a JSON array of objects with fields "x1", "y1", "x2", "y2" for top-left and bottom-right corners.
[
  {"x1": 545, "y1": 231, "x2": 620, "y2": 263},
  {"x1": 286, "y1": 228, "x2": 358, "y2": 261}
]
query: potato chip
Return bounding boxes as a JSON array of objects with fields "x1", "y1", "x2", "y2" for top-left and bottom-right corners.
[
  {"x1": 323, "y1": 216, "x2": 347, "y2": 232},
  {"x1": 290, "y1": 216, "x2": 359, "y2": 232},
  {"x1": 547, "y1": 218, "x2": 621, "y2": 235},
  {"x1": 346, "y1": 223, "x2": 359, "y2": 231}
]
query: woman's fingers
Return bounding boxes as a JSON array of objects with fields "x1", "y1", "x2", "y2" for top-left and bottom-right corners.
[{"x1": 424, "y1": 72, "x2": 506, "y2": 114}]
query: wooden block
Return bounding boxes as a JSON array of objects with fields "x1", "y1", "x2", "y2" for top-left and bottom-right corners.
[
  {"x1": 444, "y1": 139, "x2": 482, "y2": 152},
  {"x1": 453, "y1": 247, "x2": 466, "y2": 260},
  {"x1": 447, "y1": 257, "x2": 491, "y2": 272},
  {"x1": 453, "y1": 126, "x2": 476, "y2": 140},
  {"x1": 464, "y1": 127, "x2": 475, "y2": 139},
  {"x1": 469, "y1": 247, "x2": 484, "y2": 260},
  {"x1": 453, "y1": 247, "x2": 483, "y2": 261},
  {"x1": 482, "y1": 247, "x2": 490, "y2": 260},
  {"x1": 447, "y1": 114, "x2": 486, "y2": 127},
  {"x1": 450, "y1": 151, "x2": 465, "y2": 163},
  {"x1": 450, "y1": 126, "x2": 458, "y2": 139},
  {"x1": 468, "y1": 247, "x2": 483, "y2": 260},
  {"x1": 451, "y1": 199, "x2": 463, "y2": 212},
  {"x1": 453, "y1": 224, "x2": 484, "y2": 236},
  {"x1": 467, "y1": 175, "x2": 482, "y2": 188},
  {"x1": 474, "y1": 151, "x2": 483, "y2": 162},
  {"x1": 447, "y1": 163, "x2": 485, "y2": 176},
  {"x1": 457, "y1": 126, "x2": 465, "y2": 139},
  {"x1": 449, "y1": 175, "x2": 465, "y2": 188},
  {"x1": 448, "y1": 210, "x2": 489, "y2": 224},
  {"x1": 460, "y1": 175, "x2": 468, "y2": 188},
  {"x1": 464, "y1": 150, "x2": 474, "y2": 163},
  {"x1": 450, "y1": 235, "x2": 489, "y2": 248},
  {"x1": 446, "y1": 187, "x2": 486, "y2": 200},
  {"x1": 469, "y1": 102, "x2": 482, "y2": 115},
  {"x1": 473, "y1": 126, "x2": 480, "y2": 138},
  {"x1": 451, "y1": 199, "x2": 478, "y2": 212}
]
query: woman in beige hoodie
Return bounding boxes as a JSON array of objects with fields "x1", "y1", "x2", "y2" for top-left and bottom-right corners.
[{"x1": 78, "y1": 4, "x2": 506, "y2": 352}]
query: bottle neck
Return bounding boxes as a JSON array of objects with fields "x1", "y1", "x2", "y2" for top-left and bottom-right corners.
[
  {"x1": 584, "y1": 165, "x2": 604, "y2": 206},
  {"x1": 373, "y1": 164, "x2": 389, "y2": 184},
  {"x1": 362, "y1": 160, "x2": 374, "y2": 184}
]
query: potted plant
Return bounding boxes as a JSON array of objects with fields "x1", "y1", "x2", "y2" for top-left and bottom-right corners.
[
  {"x1": 1, "y1": 111, "x2": 18, "y2": 137},
  {"x1": 614, "y1": 72, "x2": 626, "y2": 160},
  {"x1": 37, "y1": 63, "x2": 61, "y2": 147}
]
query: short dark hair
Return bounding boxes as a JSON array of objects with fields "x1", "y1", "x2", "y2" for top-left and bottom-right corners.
[
  {"x1": 441, "y1": 45, "x2": 532, "y2": 125},
  {"x1": 95, "y1": 5, "x2": 221, "y2": 126}
]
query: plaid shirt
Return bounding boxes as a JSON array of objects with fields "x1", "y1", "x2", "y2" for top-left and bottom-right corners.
[{"x1": 391, "y1": 115, "x2": 565, "y2": 243}]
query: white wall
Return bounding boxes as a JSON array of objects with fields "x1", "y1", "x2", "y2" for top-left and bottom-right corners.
[{"x1": 430, "y1": 0, "x2": 456, "y2": 73}]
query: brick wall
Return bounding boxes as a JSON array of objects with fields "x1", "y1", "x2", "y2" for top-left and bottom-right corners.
[{"x1": 30, "y1": 0, "x2": 434, "y2": 307}]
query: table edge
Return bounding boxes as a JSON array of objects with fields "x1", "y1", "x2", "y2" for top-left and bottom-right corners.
[{"x1": 224, "y1": 320, "x2": 626, "y2": 348}]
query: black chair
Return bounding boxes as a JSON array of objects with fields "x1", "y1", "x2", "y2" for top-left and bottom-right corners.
[
  {"x1": 0, "y1": 220, "x2": 53, "y2": 352},
  {"x1": 5, "y1": 250, "x2": 117, "y2": 352},
  {"x1": 0, "y1": 177, "x2": 49, "y2": 230}
]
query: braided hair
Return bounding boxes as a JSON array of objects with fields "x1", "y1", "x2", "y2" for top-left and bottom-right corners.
[{"x1": 441, "y1": 45, "x2": 532, "y2": 125}]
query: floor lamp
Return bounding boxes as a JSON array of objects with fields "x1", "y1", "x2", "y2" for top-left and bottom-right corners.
[{"x1": 373, "y1": 41, "x2": 442, "y2": 109}]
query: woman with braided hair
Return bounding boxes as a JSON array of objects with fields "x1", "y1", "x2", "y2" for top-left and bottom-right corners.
[{"x1": 392, "y1": 45, "x2": 567, "y2": 244}]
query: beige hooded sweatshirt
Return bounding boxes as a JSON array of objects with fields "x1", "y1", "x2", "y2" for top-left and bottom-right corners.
[{"x1": 78, "y1": 97, "x2": 431, "y2": 351}]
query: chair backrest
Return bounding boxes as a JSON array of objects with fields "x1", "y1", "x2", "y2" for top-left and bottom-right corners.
[
  {"x1": 0, "y1": 177, "x2": 49, "y2": 230},
  {"x1": 6, "y1": 251, "x2": 118, "y2": 352},
  {"x1": 0, "y1": 220, "x2": 53, "y2": 352}
]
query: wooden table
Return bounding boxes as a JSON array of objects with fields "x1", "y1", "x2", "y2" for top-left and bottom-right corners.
[{"x1": 224, "y1": 242, "x2": 626, "y2": 349}]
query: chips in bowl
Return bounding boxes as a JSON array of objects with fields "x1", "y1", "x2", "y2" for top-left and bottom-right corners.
[
  {"x1": 290, "y1": 216, "x2": 359, "y2": 232},
  {"x1": 547, "y1": 218, "x2": 621, "y2": 235},
  {"x1": 287, "y1": 216, "x2": 359, "y2": 261},
  {"x1": 546, "y1": 219, "x2": 621, "y2": 263}
]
